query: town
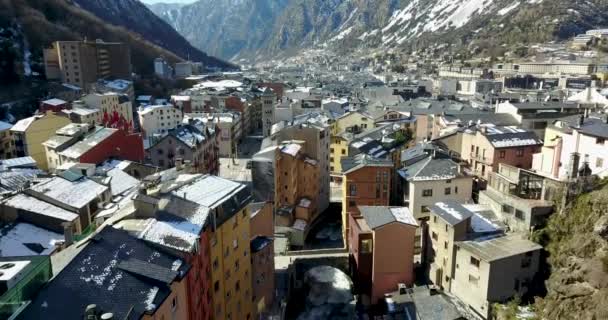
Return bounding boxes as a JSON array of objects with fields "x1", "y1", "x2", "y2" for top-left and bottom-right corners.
[{"x1": 1, "y1": 23, "x2": 608, "y2": 320}]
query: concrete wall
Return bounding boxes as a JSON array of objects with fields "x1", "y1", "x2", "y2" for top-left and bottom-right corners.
[{"x1": 408, "y1": 177, "x2": 473, "y2": 219}]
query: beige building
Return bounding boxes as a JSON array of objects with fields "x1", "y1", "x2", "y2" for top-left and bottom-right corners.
[
  {"x1": 82, "y1": 92, "x2": 134, "y2": 127},
  {"x1": 11, "y1": 112, "x2": 72, "y2": 170},
  {"x1": 138, "y1": 104, "x2": 184, "y2": 140},
  {"x1": 43, "y1": 40, "x2": 131, "y2": 89},
  {"x1": 330, "y1": 111, "x2": 375, "y2": 175},
  {"x1": 427, "y1": 201, "x2": 542, "y2": 319}
]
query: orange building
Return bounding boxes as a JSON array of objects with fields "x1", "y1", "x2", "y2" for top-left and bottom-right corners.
[
  {"x1": 274, "y1": 141, "x2": 321, "y2": 227},
  {"x1": 349, "y1": 206, "x2": 417, "y2": 304},
  {"x1": 341, "y1": 154, "x2": 394, "y2": 244}
]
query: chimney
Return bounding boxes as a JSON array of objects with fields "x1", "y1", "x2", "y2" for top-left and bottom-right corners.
[
  {"x1": 62, "y1": 222, "x2": 74, "y2": 246},
  {"x1": 85, "y1": 305, "x2": 98, "y2": 318}
]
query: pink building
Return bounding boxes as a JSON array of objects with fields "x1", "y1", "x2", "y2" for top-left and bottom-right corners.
[{"x1": 349, "y1": 206, "x2": 418, "y2": 304}]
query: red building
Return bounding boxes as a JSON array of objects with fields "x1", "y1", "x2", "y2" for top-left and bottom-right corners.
[
  {"x1": 61, "y1": 127, "x2": 145, "y2": 164},
  {"x1": 40, "y1": 98, "x2": 70, "y2": 113}
]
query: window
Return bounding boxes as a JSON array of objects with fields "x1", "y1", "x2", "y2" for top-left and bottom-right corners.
[
  {"x1": 422, "y1": 189, "x2": 433, "y2": 197},
  {"x1": 432, "y1": 232, "x2": 438, "y2": 241},
  {"x1": 502, "y1": 204, "x2": 514, "y2": 214},
  {"x1": 446, "y1": 179, "x2": 452, "y2": 184},
  {"x1": 361, "y1": 239, "x2": 372, "y2": 253},
  {"x1": 330, "y1": 148, "x2": 334, "y2": 153},
  {"x1": 516, "y1": 148, "x2": 524, "y2": 157},
  {"x1": 597, "y1": 158, "x2": 604, "y2": 168},
  {"x1": 349, "y1": 184, "x2": 357, "y2": 196},
  {"x1": 597, "y1": 138, "x2": 605, "y2": 145},
  {"x1": 171, "y1": 297, "x2": 178, "y2": 312},
  {"x1": 341, "y1": 149, "x2": 346, "y2": 155},
  {"x1": 455, "y1": 186, "x2": 459, "y2": 194},
  {"x1": 499, "y1": 150, "x2": 506, "y2": 158},
  {"x1": 515, "y1": 209, "x2": 525, "y2": 220},
  {"x1": 213, "y1": 258, "x2": 219, "y2": 270},
  {"x1": 349, "y1": 200, "x2": 356, "y2": 207},
  {"x1": 444, "y1": 187, "x2": 451, "y2": 195},
  {"x1": 235, "y1": 260, "x2": 240, "y2": 271},
  {"x1": 422, "y1": 206, "x2": 430, "y2": 213},
  {"x1": 444, "y1": 241, "x2": 448, "y2": 249},
  {"x1": 470, "y1": 256, "x2": 480, "y2": 268},
  {"x1": 433, "y1": 216, "x2": 437, "y2": 223},
  {"x1": 214, "y1": 281, "x2": 220, "y2": 292}
]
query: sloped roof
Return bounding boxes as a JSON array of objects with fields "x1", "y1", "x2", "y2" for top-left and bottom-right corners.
[
  {"x1": 359, "y1": 206, "x2": 418, "y2": 230},
  {"x1": 19, "y1": 227, "x2": 188, "y2": 320},
  {"x1": 430, "y1": 201, "x2": 474, "y2": 226},
  {"x1": 341, "y1": 153, "x2": 393, "y2": 174}
]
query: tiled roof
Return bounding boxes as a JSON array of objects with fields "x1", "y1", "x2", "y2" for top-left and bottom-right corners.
[
  {"x1": 19, "y1": 227, "x2": 188, "y2": 320},
  {"x1": 359, "y1": 206, "x2": 418, "y2": 230}
]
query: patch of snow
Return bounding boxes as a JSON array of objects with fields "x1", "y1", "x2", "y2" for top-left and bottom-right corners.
[
  {"x1": 435, "y1": 202, "x2": 463, "y2": 220},
  {"x1": 498, "y1": 1, "x2": 521, "y2": 16},
  {"x1": 144, "y1": 286, "x2": 159, "y2": 311}
]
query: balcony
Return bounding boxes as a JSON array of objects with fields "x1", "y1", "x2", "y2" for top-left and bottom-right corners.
[{"x1": 470, "y1": 152, "x2": 492, "y2": 165}]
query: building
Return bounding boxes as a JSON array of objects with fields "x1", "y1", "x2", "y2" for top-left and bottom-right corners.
[
  {"x1": 330, "y1": 111, "x2": 375, "y2": 175},
  {"x1": 533, "y1": 115, "x2": 608, "y2": 180},
  {"x1": 426, "y1": 201, "x2": 542, "y2": 319},
  {"x1": 261, "y1": 89, "x2": 277, "y2": 137},
  {"x1": 81, "y1": 92, "x2": 134, "y2": 130},
  {"x1": 44, "y1": 124, "x2": 145, "y2": 171},
  {"x1": 43, "y1": 40, "x2": 131, "y2": 89},
  {"x1": 175, "y1": 61, "x2": 194, "y2": 78},
  {"x1": 0, "y1": 121, "x2": 13, "y2": 159},
  {"x1": 91, "y1": 78, "x2": 135, "y2": 101},
  {"x1": 146, "y1": 124, "x2": 219, "y2": 174},
  {"x1": 479, "y1": 164, "x2": 558, "y2": 233},
  {"x1": 184, "y1": 112, "x2": 242, "y2": 158},
  {"x1": 437, "y1": 125, "x2": 542, "y2": 180},
  {"x1": 350, "y1": 206, "x2": 417, "y2": 304},
  {"x1": 0, "y1": 222, "x2": 63, "y2": 257},
  {"x1": 0, "y1": 256, "x2": 53, "y2": 320},
  {"x1": 154, "y1": 57, "x2": 173, "y2": 79},
  {"x1": 268, "y1": 117, "x2": 332, "y2": 213},
  {"x1": 495, "y1": 101, "x2": 587, "y2": 138},
  {"x1": 10, "y1": 112, "x2": 71, "y2": 170},
  {"x1": 248, "y1": 202, "x2": 274, "y2": 318},
  {"x1": 274, "y1": 142, "x2": 321, "y2": 230},
  {"x1": 138, "y1": 104, "x2": 184, "y2": 140},
  {"x1": 40, "y1": 98, "x2": 69, "y2": 113},
  {"x1": 341, "y1": 154, "x2": 393, "y2": 244},
  {"x1": 18, "y1": 227, "x2": 190, "y2": 320}
]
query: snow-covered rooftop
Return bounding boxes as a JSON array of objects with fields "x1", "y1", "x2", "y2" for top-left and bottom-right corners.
[
  {"x1": 29, "y1": 176, "x2": 109, "y2": 209},
  {"x1": 42, "y1": 98, "x2": 67, "y2": 106},
  {"x1": 3, "y1": 193, "x2": 79, "y2": 221},
  {"x1": 0, "y1": 222, "x2": 62, "y2": 256}
]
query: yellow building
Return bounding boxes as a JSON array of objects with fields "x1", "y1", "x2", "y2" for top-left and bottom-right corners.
[
  {"x1": 330, "y1": 111, "x2": 374, "y2": 175},
  {"x1": 180, "y1": 176, "x2": 254, "y2": 320},
  {"x1": 11, "y1": 112, "x2": 71, "y2": 170}
]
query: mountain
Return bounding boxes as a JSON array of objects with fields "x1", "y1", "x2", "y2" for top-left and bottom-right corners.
[
  {"x1": 149, "y1": 0, "x2": 608, "y2": 61},
  {"x1": 149, "y1": 0, "x2": 291, "y2": 60},
  {"x1": 71, "y1": 0, "x2": 231, "y2": 68}
]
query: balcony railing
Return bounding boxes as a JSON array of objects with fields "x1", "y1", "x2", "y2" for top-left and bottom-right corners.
[{"x1": 470, "y1": 152, "x2": 492, "y2": 164}]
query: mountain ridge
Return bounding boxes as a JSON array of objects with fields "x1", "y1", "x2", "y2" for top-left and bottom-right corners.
[{"x1": 148, "y1": 0, "x2": 608, "y2": 62}]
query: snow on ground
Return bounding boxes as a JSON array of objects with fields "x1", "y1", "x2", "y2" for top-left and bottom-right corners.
[{"x1": 498, "y1": 1, "x2": 521, "y2": 15}]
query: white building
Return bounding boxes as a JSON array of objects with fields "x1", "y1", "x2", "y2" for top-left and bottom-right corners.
[
  {"x1": 154, "y1": 57, "x2": 173, "y2": 79},
  {"x1": 138, "y1": 104, "x2": 184, "y2": 141}
]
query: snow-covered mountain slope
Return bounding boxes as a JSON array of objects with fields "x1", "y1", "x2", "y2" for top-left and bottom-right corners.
[{"x1": 148, "y1": 0, "x2": 608, "y2": 61}]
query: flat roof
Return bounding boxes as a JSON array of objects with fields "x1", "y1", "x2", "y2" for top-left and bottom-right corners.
[
  {"x1": 3, "y1": 193, "x2": 79, "y2": 221},
  {"x1": 58, "y1": 127, "x2": 116, "y2": 159},
  {"x1": 0, "y1": 222, "x2": 63, "y2": 256},
  {"x1": 457, "y1": 234, "x2": 542, "y2": 262},
  {"x1": 29, "y1": 176, "x2": 108, "y2": 209}
]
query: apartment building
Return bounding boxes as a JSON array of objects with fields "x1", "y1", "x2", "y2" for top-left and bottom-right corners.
[
  {"x1": 146, "y1": 124, "x2": 219, "y2": 174},
  {"x1": 184, "y1": 112, "x2": 242, "y2": 157},
  {"x1": 427, "y1": 201, "x2": 542, "y2": 319},
  {"x1": 349, "y1": 206, "x2": 417, "y2": 304},
  {"x1": 533, "y1": 115, "x2": 608, "y2": 180},
  {"x1": 0, "y1": 121, "x2": 13, "y2": 159},
  {"x1": 82, "y1": 92, "x2": 134, "y2": 129},
  {"x1": 249, "y1": 202, "x2": 274, "y2": 318},
  {"x1": 43, "y1": 40, "x2": 131, "y2": 89},
  {"x1": 341, "y1": 154, "x2": 393, "y2": 244},
  {"x1": 261, "y1": 89, "x2": 277, "y2": 137},
  {"x1": 274, "y1": 142, "x2": 321, "y2": 229},
  {"x1": 438, "y1": 125, "x2": 542, "y2": 180},
  {"x1": 10, "y1": 112, "x2": 71, "y2": 170},
  {"x1": 495, "y1": 101, "x2": 587, "y2": 138},
  {"x1": 271, "y1": 118, "x2": 331, "y2": 213},
  {"x1": 138, "y1": 104, "x2": 184, "y2": 140}
]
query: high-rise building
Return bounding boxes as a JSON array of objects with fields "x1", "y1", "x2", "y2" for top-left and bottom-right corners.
[{"x1": 43, "y1": 40, "x2": 131, "y2": 89}]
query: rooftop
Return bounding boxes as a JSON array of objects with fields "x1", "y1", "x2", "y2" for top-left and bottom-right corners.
[
  {"x1": 19, "y1": 227, "x2": 188, "y2": 320},
  {"x1": 341, "y1": 153, "x2": 393, "y2": 174},
  {"x1": 457, "y1": 233, "x2": 542, "y2": 262},
  {"x1": 28, "y1": 176, "x2": 108, "y2": 209},
  {"x1": 42, "y1": 98, "x2": 67, "y2": 106},
  {"x1": 479, "y1": 126, "x2": 543, "y2": 148},
  {"x1": 58, "y1": 127, "x2": 117, "y2": 159},
  {"x1": 359, "y1": 206, "x2": 418, "y2": 230},
  {"x1": 430, "y1": 201, "x2": 474, "y2": 226},
  {"x1": 0, "y1": 222, "x2": 62, "y2": 257},
  {"x1": 3, "y1": 193, "x2": 79, "y2": 222}
]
